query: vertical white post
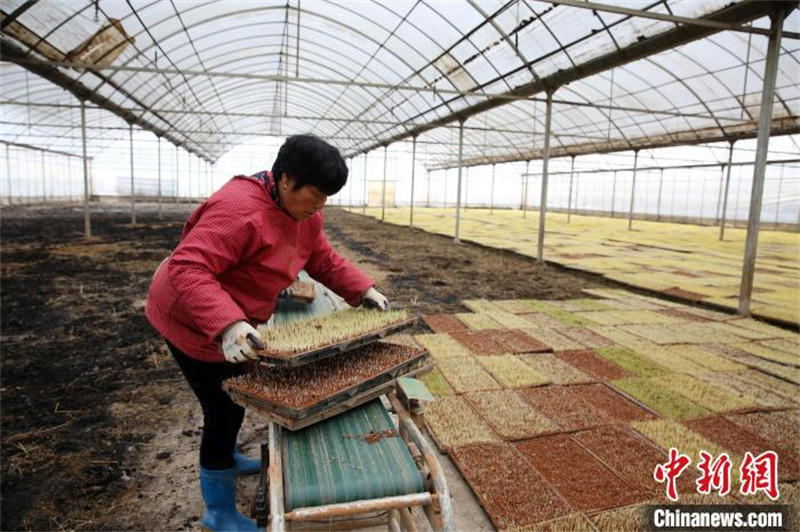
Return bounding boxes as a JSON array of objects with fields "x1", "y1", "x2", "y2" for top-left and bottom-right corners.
[
  {"x1": 157, "y1": 136, "x2": 163, "y2": 220},
  {"x1": 81, "y1": 101, "x2": 91, "y2": 238},
  {"x1": 656, "y1": 168, "x2": 664, "y2": 221},
  {"x1": 628, "y1": 150, "x2": 639, "y2": 230},
  {"x1": 381, "y1": 145, "x2": 388, "y2": 221},
  {"x1": 410, "y1": 136, "x2": 417, "y2": 228},
  {"x1": 40, "y1": 151, "x2": 46, "y2": 203},
  {"x1": 719, "y1": 142, "x2": 736, "y2": 241},
  {"x1": 490, "y1": 163, "x2": 496, "y2": 215},
  {"x1": 739, "y1": 7, "x2": 787, "y2": 316},
  {"x1": 5, "y1": 144, "x2": 12, "y2": 205},
  {"x1": 610, "y1": 170, "x2": 617, "y2": 217},
  {"x1": 426, "y1": 170, "x2": 431, "y2": 207},
  {"x1": 454, "y1": 119, "x2": 465, "y2": 242},
  {"x1": 129, "y1": 124, "x2": 136, "y2": 224},
  {"x1": 362, "y1": 152, "x2": 368, "y2": 215},
  {"x1": 566, "y1": 156, "x2": 575, "y2": 223},
  {"x1": 523, "y1": 160, "x2": 530, "y2": 219},
  {"x1": 187, "y1": 152, "x2": 192, "y2": 204},
  {"x1": 537, "y1": 90, "x2": 554, "y2": 262},
  {"x1": 175, "y1": 146, "x2": 180, "y2": 204}
]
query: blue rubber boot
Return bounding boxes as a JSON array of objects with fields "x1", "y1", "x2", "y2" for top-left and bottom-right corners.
[
  {"x1": 200, "y1": 467, "x2": 258, "y2": 532},
  {"x1": 233, "y1": 447, "x2": 261, "y2": 476}
]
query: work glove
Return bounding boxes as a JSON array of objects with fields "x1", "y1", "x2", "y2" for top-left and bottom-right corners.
[
  {"x1": 362, "y1": 286, "x2": 390, "y2": 311},
  {"x1": 221, "y1": 321, "x2": 265, "y2": 363}
]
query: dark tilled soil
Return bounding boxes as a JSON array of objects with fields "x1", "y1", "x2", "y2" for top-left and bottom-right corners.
[{"x1": 1, "y1": 204, "x2": 615, "y2": 531}]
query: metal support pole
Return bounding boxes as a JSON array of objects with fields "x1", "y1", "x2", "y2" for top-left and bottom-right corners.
[
  {"x1": 362, "y1": 153, "x2": 368, "y2": 215},
  {"x1": 656, "y1": 168, "x2": 664, "y2": 221},
  {"x1": 715, "y1": 163, "x2": 726, "y2": 223},
  {"x1": 628, "y1": 150, "x2": 639, "y2": 230},
  {"x1": 175, "y1": 147, "x2": 180, "y2": 204},
  {"x1": 157, "y1": 137, "x2": 162, "y2": 219},
  {"x1": 454, "y1": 119, "x2": 465, "y2": 243},
  {"x1": 719, "y1": 142, "x2": 736, "y2": 240},
  {"x1": 575, "y1": 172, "x2": 580, "y2": 215},
  {"x1": 567, "y1": 156, "x2": 575, "y2": 223},
  {"x1": 129, "y1": 123, "x2": 136, "y2": 224},
  {"x1": 381, "y1": 145, "x2": 388, "y2": 222},
  {"x1": 738, "y1": 7, "x2": 787, "y2": 316},
  {"x1": 410, "y1": 136, "x2": 417, "y2": 228},
  {"x1": 523, "y1": 160, "x2": 530, "y2": 219},
  {"x1": 40, "y1": 151, "x2": 46, "y2": 203},
  {"x1": 610, "y1": 170, "x2": 617, "y2": 217},
  {"x1": 67, "y1": 152, "x2": 72, "y2": 202},
  {"x1": 5, "y1": 144, "x2": 11, "y2": 205},
  {"x1": 490, "y1": 163, "x2": 496, "y2": 215},
  {"x1": 464, "y1": 166, "x2": 468, "y2": 211},
  {"x1": 774, "y1": 163, "x2": 784, "y2": 227},
  {"x1": 426, "y1": 170, "x2": 431, "y2": 207},
  {"x1": 537, "y1": 90, "x2": 554, "y2": 262},
  {"x1": 80, "y1": 101, "x2": 91, "y2": 238},
  {"x1": 187, "y1": 152, "x2": 192, "y2": 204}
]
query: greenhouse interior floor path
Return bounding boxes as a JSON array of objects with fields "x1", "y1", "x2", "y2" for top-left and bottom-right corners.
[{"x1": 349, "y1": 207, "x2": 800, "y2": 325}]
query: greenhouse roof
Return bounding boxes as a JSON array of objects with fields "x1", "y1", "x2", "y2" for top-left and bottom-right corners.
[{"x1": 1, "y1": 0, "x2": 798, "y2": 168}]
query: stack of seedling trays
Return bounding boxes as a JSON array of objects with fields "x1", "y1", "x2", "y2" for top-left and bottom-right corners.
[{"x1": 223, "y1": 308, "x2": 429, "y2": 430}]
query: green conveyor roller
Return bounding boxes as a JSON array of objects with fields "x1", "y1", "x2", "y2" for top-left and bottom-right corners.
[{"x1": 282, "y1": 399, "x2": 426, "y2": 511}]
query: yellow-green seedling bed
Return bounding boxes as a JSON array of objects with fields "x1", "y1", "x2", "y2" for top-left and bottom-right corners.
[
  {"x1": 467, "y1": 390, "x2": 558, "y2": 441},
  {"x1": 478, "y1": 354, "x2": 550, "y2": 389},
  {"x1": 630, "y1": 419, "x2": 728, "y2": 463},
  {"x1": 519, "y1": 353, "x2": 594, "y2": 384},
  {"x1": 436, "y1": 356, "x2": 503, "y2": 394},
  {"x1": 256, "y1": 308, "x2": 416, "y2": 366},
  {"x1": 650, "y1": 374, "x2": 758, "y2": 414},
  {"x1": 419, "y1": 367, "x2": 455, "y2": 397},
  {"x1": 594, "y1": 347, "x2": 669, "y2": 377},
  {"x1": 423, "y1": 395, "x2": 499, "y2": 450},
  {"x1": 611, "y1": 378, "x2": 711, "y2": 420},
  {"x1": 696, "y1": 371, "x2": 797, "y2": 409},
  {"x1": 413, "y1": 333, "x2": 473, "y2": 359}
]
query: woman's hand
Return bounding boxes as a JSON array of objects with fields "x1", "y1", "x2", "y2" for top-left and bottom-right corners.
[
  {"x1": 221, "y1": 321, "x2": 265, "y2": 363},
  {"x1": 361, "y1": 286, "x2": 390, "y2": 311}
]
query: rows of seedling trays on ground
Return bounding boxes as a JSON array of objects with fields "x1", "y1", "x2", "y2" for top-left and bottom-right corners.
[{"x1": 417, "y1": 290, "x2": 800, "y2": 532}]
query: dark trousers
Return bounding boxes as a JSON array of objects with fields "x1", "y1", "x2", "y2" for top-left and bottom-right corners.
[{"x1": 166, "y1": 341, "x2": 246, "y2": 470}]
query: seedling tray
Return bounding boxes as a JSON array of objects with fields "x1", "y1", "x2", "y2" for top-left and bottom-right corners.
[
  {"x1": 224, "y1": 342, "x2": 428, "y2": 428},
  {"x1": 256, "y1": 315, "x2": 417, "y2": 367},
  {"x1": 449, "y1": 442, "x2": 572, "y2": 530},
  {"x1": 515, "y1": 435, "x2": 647, "y2": 512}
]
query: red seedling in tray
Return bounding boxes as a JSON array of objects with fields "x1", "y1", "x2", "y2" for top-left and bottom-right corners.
[
  {"x1": 569, "y1": 383, "x2": 657, "y2": 423},
  {"x1": 449, "y1": 330, "x2": 508, "y2": 356},
  {"x1": 423, "y1": 314, "x2": 469, "y2": 334},
  {"x1": 686, "y1": 416, "x2": 799, "y2": 482},
  {"x1": 515, "y1": 435, "x2": 648, "y2": 512},
  {"x1": 555, "y1": 349, "x2": 631, "y2": 380},
  {"x1": 224, "y1": 342, "x2": 427, "y2": 416},
  {"x1": 450, "y1": 442, "x2": 572, "y2": 531},
  {"x1": 518, "y1": 385, "x2": 611, "y2": 433},
  {"x1": 573, "y1": 425, "x2": 696, "y2": 497}
]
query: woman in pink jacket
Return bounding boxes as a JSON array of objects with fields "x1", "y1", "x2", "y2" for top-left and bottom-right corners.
[{"x1": 146, "y1": 135, "x2": 389, "y2": 532}]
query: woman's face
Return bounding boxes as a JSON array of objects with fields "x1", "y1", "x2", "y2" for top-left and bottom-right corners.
[{"x1": 278, "y1": 174, "x2": 328, "y2": 221}]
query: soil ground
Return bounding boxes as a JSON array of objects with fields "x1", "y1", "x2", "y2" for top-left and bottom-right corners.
[{"x1": 1, "y1": 203, "x2": 618, "y2": 531}]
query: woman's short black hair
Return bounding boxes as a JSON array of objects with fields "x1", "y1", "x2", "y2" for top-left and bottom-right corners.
[{"x1": 271, "y1": 134, "x2": 348, "y2": 195}]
